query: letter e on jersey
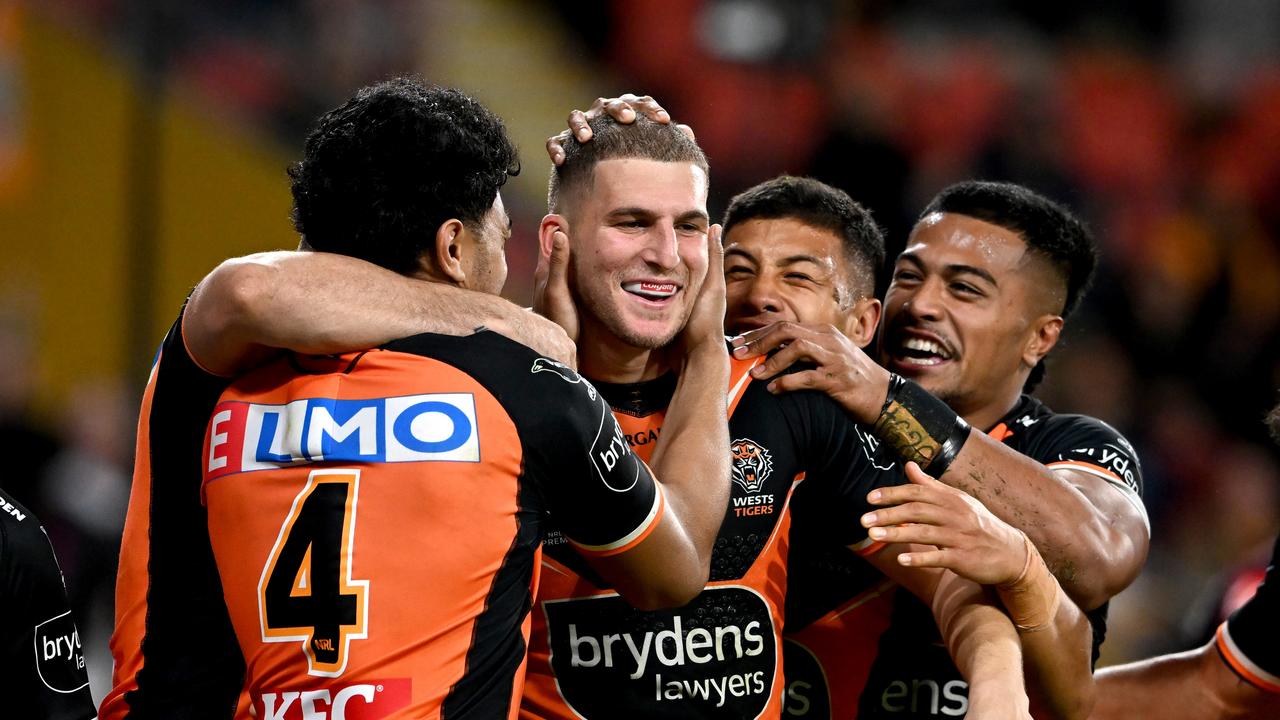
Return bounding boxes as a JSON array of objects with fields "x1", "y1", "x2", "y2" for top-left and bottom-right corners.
[{"x1": 206, "y1": 393, "x2": 481, "y2": 479}]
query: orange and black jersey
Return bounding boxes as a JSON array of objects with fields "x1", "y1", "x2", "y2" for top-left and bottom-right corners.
[
  {"x1": 521, "y1": 355, "x2": 903, "y2": 720},
  {"x1": 202, "y1": 331, "x2": 661, "y2": 720},
  {"x1": 0, "y1": 487, "x2": 95, "y2": 720},
  {"x1": 1218, "y1": 535, "x2": 1280, "y2": 693},
  {"x1": 102, "y1": 308, "x2": 244, "y2": 720},
  {"x1": 784, "y1": 393, "x2": 1146, "y2": 719}
]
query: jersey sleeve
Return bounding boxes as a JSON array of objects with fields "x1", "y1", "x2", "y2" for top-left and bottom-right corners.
[
  {"x1": 521, "y1": 358, "x2": 664, "y2": 558},
  {"x1": 0, "y1": 492, "x2": 96, "y2": 719},
  {"x1": 783, "y1": 390, "x2": 904, "y2": 552},
  {"x1": 1019, "y1": 414, "x2": 1147, "y2": 526},
  {"x1": 1218, "y1": 536, "x2": 1280, "y2": 693}
]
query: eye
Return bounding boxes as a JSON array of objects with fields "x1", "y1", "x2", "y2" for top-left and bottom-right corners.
[
  {"x1": 785, "y1": 272, "x2": 815, "y2": 283},
  {"x1": 725, "y1": 265, "x2": 754, "y2": 277},
  {"x1": 950, "y1": 281, "x2": 982, "y2": 296},
  {"x1": 892, "y1": 268, "x2": 921, "y2": 283}
]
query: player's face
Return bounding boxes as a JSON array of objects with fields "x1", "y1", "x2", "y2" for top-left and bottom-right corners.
[
  {"x1": 466, "y1": 193, "x2": 511, "y2": 296},
  {"x1": 723, "y1": 217, "x2": 859, "y2": 336},
  {"x1": 569, "y1": 159, "x2": 710, "y2": 349},
  {"x1": 879, "y1": 212, "x2": 1051, "y2": 418}
]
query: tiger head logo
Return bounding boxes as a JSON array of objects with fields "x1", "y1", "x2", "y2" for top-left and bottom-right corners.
[{"x1": 730, "y1": 438, "x2": 773, "y2": 494}]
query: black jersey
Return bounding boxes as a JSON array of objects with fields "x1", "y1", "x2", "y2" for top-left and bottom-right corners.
[
  {"x1": 521, "y1": 355, "x2": 904, "y2": 719},
  {"x1": 1218, "y1": 534, "x2": 1280, "y2": 693},
  {"x1": 783, "y1": 394, "x2": 1146, "y2": 719},
  {"x1": 0, "y1": 487, "x2": 96, "y2": 719}
]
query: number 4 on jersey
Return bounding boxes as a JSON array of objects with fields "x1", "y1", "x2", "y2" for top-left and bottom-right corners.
[{"x1": 259, "y1": 469, "x2": 368, "y2": 677}]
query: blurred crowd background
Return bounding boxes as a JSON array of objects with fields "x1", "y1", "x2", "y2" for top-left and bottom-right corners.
[{"x1": 2, "y1": 0, "x2": 1278, "y2": 703}]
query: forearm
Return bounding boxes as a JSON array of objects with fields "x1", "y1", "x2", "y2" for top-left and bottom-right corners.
[
  {"x1": 1019, "y1": 589, "x2": 1095, "y2": 719},
  {"x1": 945, "y1": 434, "x2": 1139, "y2": 608},
  {"x1": 187, "y1": 251, "x2": 571, "y2": 374},
  {"x1": 932, "y1": 572, "x2": 1029, "y2": 713},
  {"x1": 1093, "y1": 642, "x2": 1278, "y2": 720},
  {"x1": 647, "y1": 344, "x2": 731, "y2": 575}
]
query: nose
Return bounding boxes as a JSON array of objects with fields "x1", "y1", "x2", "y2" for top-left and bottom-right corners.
[
  {"x1": 639, "y1": 224, "x2": 680, "y2": 271},
  {"x1": 741, "y1": 272, "x2": 783, "y2": 315},
  {"x1": 900, "y1": 277, "x2": 944, "y2": 321}
]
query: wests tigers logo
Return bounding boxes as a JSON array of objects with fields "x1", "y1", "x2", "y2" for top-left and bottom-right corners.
[{"x1": 730, "y1": 438, "x2": 773, "y2": 494}]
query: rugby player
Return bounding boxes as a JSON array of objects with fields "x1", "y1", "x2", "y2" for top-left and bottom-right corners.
[
  {"x1": 1090, "y1": 403, "x2": 1280, "y2": 720},
  {"x1": 521, "y1": 113, "x2": 1056, "y2": 720},
  {"x1": 731, "y1": 181, "x2": 1146, "y2": 718},
  {"x1": 0, "y1": 486, "x2": 95, "y2": 719},
  {"x1": 101, "y1": 79, "x2": 731, "y2": 719}
]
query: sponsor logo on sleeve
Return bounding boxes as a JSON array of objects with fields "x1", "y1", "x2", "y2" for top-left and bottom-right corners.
[
  {"x1": 33, "y1": 610, "x2": 88, "y2": 693},
  {"x1": 205, "y1": 393, "x2": 480, "y2": 478},
  {"x1": 532, "y1": 357, "x2": 597, "y2": 400},
  {"x1": 256, "y1": 679, "x2": 411, "y2": 720},
  {"x1": 543, "y1": 586, "x2": 777, "y2": 718}
]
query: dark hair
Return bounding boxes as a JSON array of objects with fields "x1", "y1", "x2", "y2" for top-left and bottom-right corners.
[
  {"x1": 723, "y1": 176, "x2": 885, "y2": 298},
  {"x1": 920, "y1": 180, "x2": 1097, "y2": 319},
  {"x1": 921, "y1": 181, "x2": 1097, "y2": 392},
  {"x1": 548, "y1": 115, "x2": 708, "y2": 213},
  {"x1": 289, "y1": 77, "x2": 519, "y2": 274}
]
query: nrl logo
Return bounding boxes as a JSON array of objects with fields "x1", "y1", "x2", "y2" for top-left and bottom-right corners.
[
  {"x1": 531, "y1": 358, "x2": 596, "y2": 400},
  {"x1": 730, "y1": 438, "x2": 773, "y2": 494}
]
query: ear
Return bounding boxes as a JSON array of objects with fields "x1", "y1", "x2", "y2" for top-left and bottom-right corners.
[
  {"x1": 840, "y1": 297, "x2": 882, "y2": 349},
  {"x1": 538, "y1": 214, "x2": 570, "y2": 257},
  {"x1": 1023, "y1": 314, "x2": 1063, "y2": 368},
  {"x1": 433, "y1": 218, "x2": 468, "y2": 286}
]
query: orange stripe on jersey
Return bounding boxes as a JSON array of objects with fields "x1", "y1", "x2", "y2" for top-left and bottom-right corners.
[
  {"x1": 988, "y1": 422, "x2": 1014, "y2": 441},
  {"x1": 727, "y1": 356, "x2": 764, "y2": 417},
  {"x1": 570, "y1": 482, "x2": 666, "y2": 558},
  {"x1": 1045, "y1": 460, "x2": 1126, "y2": 486},
  {"x1": 1217, "y1": 622, "x2": 1280, "y2": 693},
  {"x1": 100, "y1": 358, "x2": 161, "y2": 719},
  {"x1": 850, "y1": 537, "x2": 886, "y2": 557}
]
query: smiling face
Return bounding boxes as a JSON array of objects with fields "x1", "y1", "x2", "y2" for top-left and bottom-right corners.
[
  {"x1": 567, "y1": 158, "x2": 711, "y2": 351},
  {"x1": 723, "y1": 217, "x2": 860, "y2": 336},
  {"x1": 879, "y1": 212, "x2": 1065, "y2": 423}
]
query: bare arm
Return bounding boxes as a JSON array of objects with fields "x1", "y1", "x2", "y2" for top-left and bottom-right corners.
[
  {"x1": 582, "y1": 227, "x2": 731, "y2": 607},
  {"x1": 731, "y1": 321, "x2": 1148, "y2": 610},
  {"x1": 1093, "y1": 640, "x2": 1280, "y2": 720},
  {"x1": 867, "y1": 550, "x2": 1031, "y2": 720},
  {"x1": 866, "y1": 463, "x2": 1095, "y2": 719},
  {"x1": 184, "y1": 251, "x2": 575, "y2": 375}
]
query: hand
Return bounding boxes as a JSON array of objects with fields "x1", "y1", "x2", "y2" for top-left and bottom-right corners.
[
  {"x1": 863, "y1": 462, "x2": 1029, "y2": 586},
  {"x1": 730, "y1": 322, "x2": 891, "y2": 424},
  {"x1": 533, "y1": 228, "x2": 579, "y2": 343},
  {"x1": 546, "y1": 93, "x2": 696, "y2": 165},
  {"x1": 671, "y1": 225, "x2": 727, "y2": 362}
]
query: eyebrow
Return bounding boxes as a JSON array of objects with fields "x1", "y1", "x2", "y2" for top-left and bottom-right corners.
[
  {"x1": 778, "y1": 254, "x2": 829, "y2": 268},
  {"x1": 606, "y1": 207, "x2": 710, "y2": 224},
  {"x1": 724, "y1": 247, "x2": 759, "y2": 264},
  {"x1": 899, "y1": 253, "x2": 998, "y2": 286}
]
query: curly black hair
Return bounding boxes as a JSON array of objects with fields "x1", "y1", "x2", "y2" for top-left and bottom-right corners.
[
  {"x1": 288, "y1": 77, "x2": 519, "y2": 274},
  {"x1": 722, "y1": 176, "x2": 885, "y2": 299},
  {"x1": 920, "y1": 180, "x2": 1097, "y2": 392}
]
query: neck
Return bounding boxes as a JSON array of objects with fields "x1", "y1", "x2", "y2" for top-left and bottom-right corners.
[
  {"x1": 577, "y1": 323, "x2": 673, "y2": 384},
  {"x1": 958, "y1": 383, "x2": 1026, "y2": 432}
]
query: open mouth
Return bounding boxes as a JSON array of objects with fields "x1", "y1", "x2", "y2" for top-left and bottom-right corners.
[
  {"x1": 622, "y1": 281, "x2": 679, "y2": 302},
  {"x1": 892, "y1": 336, "x2": 954, "y2": 367}
]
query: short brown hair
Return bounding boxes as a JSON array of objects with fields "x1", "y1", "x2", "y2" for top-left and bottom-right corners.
[{"x1": 548, "y1": 115, "x2": 709, "y2": 214}]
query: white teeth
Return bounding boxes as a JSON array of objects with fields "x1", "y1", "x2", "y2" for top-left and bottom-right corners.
[
  {"x1": 622, "y1": 281, "x2": 677, "y2": 299},
  {"x1": 903, "y1": 337, "x2": 951, "y2": 359}
]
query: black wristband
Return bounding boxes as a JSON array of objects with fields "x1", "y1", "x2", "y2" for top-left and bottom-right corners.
[{"x1": 872, "y1": 374, "x2": 971, "y2": 477}]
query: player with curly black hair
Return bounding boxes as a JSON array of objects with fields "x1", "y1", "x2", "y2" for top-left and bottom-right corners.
[{"x1": 102, "y1": 79, "x2": 730, "y2": 720}]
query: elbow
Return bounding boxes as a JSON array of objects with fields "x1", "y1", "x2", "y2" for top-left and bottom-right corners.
[
  {"x1": 620, "y1": 559, "x2": 709, "y2": 611},
  {"x1": 214, "y1": 258, "x2": 278, "y2": 328}
]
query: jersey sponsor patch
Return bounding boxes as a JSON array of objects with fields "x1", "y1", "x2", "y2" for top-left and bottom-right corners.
[
  {"x1": 33, "y1": 610, "x2": 88, "y2": 694},
  {"x1": 206, "y1": 393, "x2": 480, "y2": 478},
  {"x1": 782, "y1": 639, "x2": 831, "y2": 718},
  {"x1": 254, "y1": 678, "x2": 411, "y2": 720},
  {"x1": 543, "y1": 586, "x2": 777, "y2": 718}
]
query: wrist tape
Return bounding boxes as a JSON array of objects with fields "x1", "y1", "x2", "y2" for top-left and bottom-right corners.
[
  {"x1": 873, "y1": 374, "x2": 971, "y2": 477},
  {"x1": 996, "y1": 532, "x2": 1061, "y2": 632}
]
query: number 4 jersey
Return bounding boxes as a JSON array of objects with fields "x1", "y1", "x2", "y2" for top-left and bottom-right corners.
[{"x1": 200, "y1": 331, "x2": 664, "y2": 719}]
